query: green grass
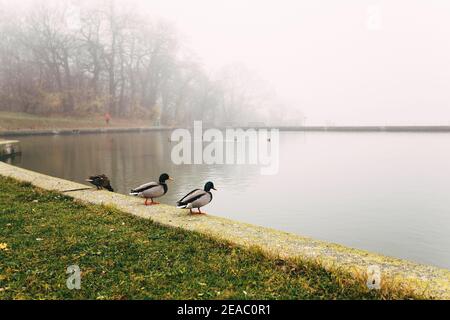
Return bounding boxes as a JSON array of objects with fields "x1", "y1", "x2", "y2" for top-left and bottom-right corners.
[
  {"x1": 0, "y1": 111, "x2": 151, "y2": 131},
  {"x1": 0, "y1": 176, "x2": 419, "y2": 300}
]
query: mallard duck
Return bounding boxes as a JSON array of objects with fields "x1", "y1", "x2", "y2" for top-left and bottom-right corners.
[
  {"x1": 86, "y1": 175, "x2": 114, "y2": 192},
  {"x1": 177, "y1": 181, "x2": 217, "y2": 214},
  {"x1": 130, "y1": 173, "x2": 173, "y2": 205}
]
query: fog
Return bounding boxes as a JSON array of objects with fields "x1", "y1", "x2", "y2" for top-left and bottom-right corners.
[
  {"x1": 143, "y1": 0, "x2": 450, "y2": 125},
  {"x1": 2, "y1": 0, "x2": 450, "y2": 125}
]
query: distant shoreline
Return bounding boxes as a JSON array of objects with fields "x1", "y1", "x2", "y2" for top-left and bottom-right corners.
[
  {"x1": 3, "y1": 125, "x2": 450, "y2": 137},
  {"x1": 271, "y1": 126, "x2": 450, "y2": 132}
]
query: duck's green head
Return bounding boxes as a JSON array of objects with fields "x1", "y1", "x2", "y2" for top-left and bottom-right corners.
[
  {"x1": 204, "y1": 181, "x2": 217, "y2": 192},
  {"x1": 159, "y1": 173, "x2": 173, "y2": 183}
]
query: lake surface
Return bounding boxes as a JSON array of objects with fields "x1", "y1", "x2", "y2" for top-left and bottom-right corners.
[{"x1": 5, "y1": 131, "x2": 450, "y2": 269}]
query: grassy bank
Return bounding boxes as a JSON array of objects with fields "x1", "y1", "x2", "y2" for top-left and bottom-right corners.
[
  {"x1": 0, "y1": 111, "x2": 152, "y2": 131},
  {"x1": 0, "y1": 176, "x2": 419, "y2": 300}
]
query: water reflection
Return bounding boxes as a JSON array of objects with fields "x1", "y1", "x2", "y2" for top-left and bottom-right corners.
[{"x1": 7, "y1": 131, "x2": 450, "y2": 269}]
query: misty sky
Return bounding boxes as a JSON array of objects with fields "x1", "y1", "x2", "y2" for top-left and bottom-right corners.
[
  {"x1": 6, "y1": 0, "x2": 450, "y2": 125},
  {"x1": 140, "y1": 0, "x2": 450, "y2": 125}
]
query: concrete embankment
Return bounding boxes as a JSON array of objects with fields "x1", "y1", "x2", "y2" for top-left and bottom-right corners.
[
  {"x1": 0, "y1": 161, "x2": 449, "y2": 299},
  {"x1": 2, "y1": 125, "x2": 450, "y2": 137},
  {"x1": 0, "y1": 140, "x2": 21, "y2": 158},
  {"x1": 0, "y1": 126, "x2": 172, "y2": 137}
]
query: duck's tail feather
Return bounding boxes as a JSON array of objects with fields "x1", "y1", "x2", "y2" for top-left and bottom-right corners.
[
  {"x1": 176, "y1": 200, "x2": 185, "y2": 207},
  {"x1": 177, "y1": 201, "x2": 193, "y2": 209}
]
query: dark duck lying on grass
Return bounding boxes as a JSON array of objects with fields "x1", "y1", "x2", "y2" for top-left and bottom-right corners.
[
  {"x1": 130, "y1": 173, "x2": 173, "y2": 206},
  {"x1": 86, "y1": 174, "x2": 114, "y2": 192},
  {"x1": 177, "y1": 182, "x2": 217, "y2": 214}
]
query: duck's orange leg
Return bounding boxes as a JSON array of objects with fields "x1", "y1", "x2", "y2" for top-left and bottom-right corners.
[
  {"x1": 150, "y1": 198, "x2": 160, "y2": 205},
  {"x1": 190, "y1": 208, "x2": 204, "y2": 215},
  {"x1": 145, "y1": 198, "x2": 159, "y2": 206}
]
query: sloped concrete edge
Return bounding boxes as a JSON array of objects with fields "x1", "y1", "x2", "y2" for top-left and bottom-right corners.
[
  {"x1": 0, "y1": 140, "x2": 21, "y2": 158},
  {"x1": 0, "y1": 161, "x2": 449, "y2": 299}
]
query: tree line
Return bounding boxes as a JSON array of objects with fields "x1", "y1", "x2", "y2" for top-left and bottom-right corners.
[{"x1": 0, "y1": 0, "x2": 302, "y2": 126}]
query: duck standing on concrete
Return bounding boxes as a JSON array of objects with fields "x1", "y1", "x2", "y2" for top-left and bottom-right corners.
[
  {"x1": 177, "y1": 182, "x2": 217, "y2": 214},
  {"x1": 86, "y1": 174, "x2": 114, "y2": 192},
  {"x1": 130, "y1": 173, "x2": 173, "y2": 206}
]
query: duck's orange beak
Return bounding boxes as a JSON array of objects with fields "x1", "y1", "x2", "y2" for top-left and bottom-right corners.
[{"x1": 169, "y1": 177, "x2": 174, "y2": 181}]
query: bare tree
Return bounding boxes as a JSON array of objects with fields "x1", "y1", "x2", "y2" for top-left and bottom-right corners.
[{"x1": 0, "y1": 0, "x2": 286, "y2": 125}]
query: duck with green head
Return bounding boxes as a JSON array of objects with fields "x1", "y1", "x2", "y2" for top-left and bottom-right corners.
[
  {"x1": 177, "y1": 182, "x2": 217, "y2": 214},
  {"x1": 130, "y1": 173, "x2": 173, "y2": 205}
]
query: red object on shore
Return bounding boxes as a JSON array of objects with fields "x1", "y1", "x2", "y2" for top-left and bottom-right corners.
[{"x1": 104, "y1": 113, "x2": 111, "y2": 125}]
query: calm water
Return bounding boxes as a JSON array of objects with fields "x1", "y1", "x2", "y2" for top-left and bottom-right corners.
[{"x1": 5, "y1": 131, "x2": 450, "y2": 269}]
